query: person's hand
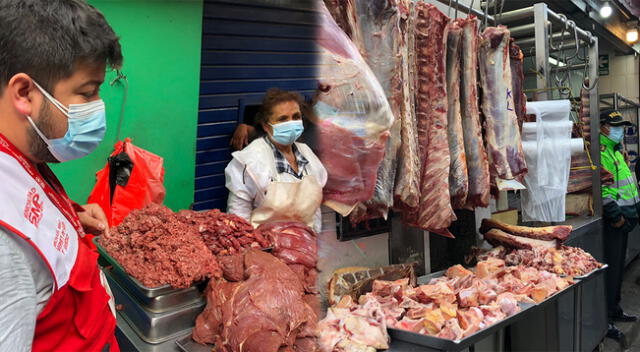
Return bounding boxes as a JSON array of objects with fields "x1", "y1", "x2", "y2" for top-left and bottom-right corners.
[
  {"x1": 613, "y1": 216, "x2": 626, "y2": 229},
  {"x1": 77, "y1": 203, "x2": 109, "y2": 236},
  {"x1": 230, "y1": 124, "x2": 250, "y2": 151}
]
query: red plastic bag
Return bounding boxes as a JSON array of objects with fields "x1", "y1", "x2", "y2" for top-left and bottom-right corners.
[{"x1": 88, "y1": 138, "x2": 165, "y2": 227}]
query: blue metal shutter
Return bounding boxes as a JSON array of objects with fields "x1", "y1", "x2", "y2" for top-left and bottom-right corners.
[{"x1": 195, "y1": 0, "x2": 319, "y2": 211}]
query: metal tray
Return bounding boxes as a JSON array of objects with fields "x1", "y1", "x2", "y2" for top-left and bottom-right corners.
[
  {"x1": 95, "y1": 236, "x2": 202, "y2": 298},
  {"x1": 574, "y1": 264, "x2": 608, "y2": 281},
  {"x1": 175, "y1": 334, "x2": 214, "y2": 352},
  {"x1": 105, "y1": 267, "x2": 205, "y2": 344},
  {"x1": 388, "y1": 302, "x2": 534, "y2": 351}
]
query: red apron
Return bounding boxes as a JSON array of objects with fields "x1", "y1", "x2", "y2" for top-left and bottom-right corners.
[{"x1": 0, "y1": 134, "x2": 118, "y2": 352}]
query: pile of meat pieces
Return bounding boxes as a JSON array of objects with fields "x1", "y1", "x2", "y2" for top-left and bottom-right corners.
[
  {"x1": 478, "y1": 218, "x2": 602, "y2": 277},
  {"x1": 482, "y1": 245, "x2": 602, "y2": 277},
  {"x1": 101, "y1": 204, "x2": 222, "y2": 288},
  {"x1": 192, "y1": 249, "x2": 319, "y2": 352},
  {"x1": 102, "y1": 204, "x2": 272, "y2": 288},
  {"x1": 319, "y1": 258, "x2": 572, "y2": 346}
]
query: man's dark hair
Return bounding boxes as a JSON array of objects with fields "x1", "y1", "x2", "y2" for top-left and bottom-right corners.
[{"x1": 0, "y1": 0, "x2": 123, "y2": 94}]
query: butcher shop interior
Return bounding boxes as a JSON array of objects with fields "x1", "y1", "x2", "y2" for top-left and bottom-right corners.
[{"x1": 30, "y1": 0, "x2": 640, "y2": 351}]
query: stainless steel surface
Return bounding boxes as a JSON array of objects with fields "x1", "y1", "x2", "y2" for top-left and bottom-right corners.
[
  {"x1": 573, "y1": 281, "x2": 582, "y2": 352},
  {"x1": 545, "y1": 7, "x2": 595, "y2": 45},
  {"x1": 106, "y1": 268, "x2": 205, "y2": 345},
  {"x1": 115, "y1": 311, "x2": 182, "y2": 352},
  {"x1": 175, "y1": 335, "x2": 213, "y2": 352},
  {"x1": 534, "y1": 3, "x2": 550, "y2": 100},
  {"x1": 95, "y1": 236, "x2": 201, "y2": 299},
  {"x1": 509, "y1": 23, "x2": 537, "y2": 38},
  {"x1": 433, "y1": 0, "x2": 495, "y2": 24}
]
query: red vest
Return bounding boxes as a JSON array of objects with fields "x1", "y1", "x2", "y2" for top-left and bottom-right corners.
[{"x1": 0, "y1": 134, "x2": 118, "y2": 351}]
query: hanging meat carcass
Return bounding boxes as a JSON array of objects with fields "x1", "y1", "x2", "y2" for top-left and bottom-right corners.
[
  {"x1": 459, "y1": 17, "x2": 491, "y2": 209},
  {"x1": 403, "y1": 3, "x2": 456, "y2": 238},
  {"x1": 346, "y1": 0, "x2": 410, "y2": 223},
  {"x1": 509, "y1": 39, "x2": 528, "y2": 129},
  {"x1": 478, "y1": 26, "x2": 527, "y2": 181},
  {"x1": 313, "y1": 3, "x2": 394, "y2": 214},
  {"x1": 446, "y1": 20, "x2": 468, "y2": 209}
]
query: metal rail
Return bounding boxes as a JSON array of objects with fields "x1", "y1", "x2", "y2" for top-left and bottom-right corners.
[{"x1": 433, "y1": 0, "x2": 496, "y2": 23}]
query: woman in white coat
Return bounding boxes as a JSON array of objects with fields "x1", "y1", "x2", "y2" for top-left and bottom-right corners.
[{"x1": 225, "y1": 88, "x2": 327, "y2": 233}]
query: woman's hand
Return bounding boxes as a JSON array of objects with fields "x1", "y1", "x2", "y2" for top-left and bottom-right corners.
[{"x1": 231, "y1": 124, "x2": 250, "y2": 151}]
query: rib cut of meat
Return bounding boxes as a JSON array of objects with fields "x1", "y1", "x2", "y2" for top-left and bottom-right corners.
[
  {"x1": 479, "y1": 218, "x2": 572, "y2": 242},
  {"x1": 446, "y1": 20, "x2": 468, "y2": 209},
  {"x1": 509, "y1": 39, "x2": 527, "y2": 129},
  {"x1": 459, "y1": 17, "x2": 490, "y2": 209},
  {"x1": 478, "y1": 26, "x2": 527, "y2": 180},
  {"x1": 394, "y1": 0, "x2": 421, "y2": 209},
  {"x1": 483, "y1": 229, "x2": 558, "y2": 250},
  {"x1": 568, "y1": 152, "x2": 593, "y2": 193},
  {"x1": 403, "y1": 3, "x2": 456, "y2": 237},
  {"x1": 580, "y1": 79, "x2": 591, "y2": 140}
]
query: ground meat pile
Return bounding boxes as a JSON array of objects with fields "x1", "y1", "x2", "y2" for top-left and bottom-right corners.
[
  {"x1": 192, "y1": 249, "x2": 319, "y2": 352},
  {"x1": 101, "y1": 204, "x2": 222, "y2": 288},
  {"x1": 176, "y1": 209, "x2": 271, "y2": 256}
]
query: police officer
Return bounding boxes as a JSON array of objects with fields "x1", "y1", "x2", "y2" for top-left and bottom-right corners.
[{"x1": 600, "y1": 109, "x2": 640, "y2": 340}]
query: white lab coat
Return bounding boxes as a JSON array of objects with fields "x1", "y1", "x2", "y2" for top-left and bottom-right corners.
[{"x1": 225, "y1": 137, "x2": 328, "y2": 232}]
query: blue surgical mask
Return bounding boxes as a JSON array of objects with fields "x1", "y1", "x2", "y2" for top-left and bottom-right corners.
[
  {"x1": 26, "y1": 81, "x2": 106, "y2": 162},
  {"x1": 609, "y1": 126, "x2": 624, "y2": 143},
  {"x1": 270, "y1": 120, "x2": 304, "y2": 145}
]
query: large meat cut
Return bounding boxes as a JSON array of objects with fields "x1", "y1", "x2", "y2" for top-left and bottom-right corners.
[
  {"x1": 446, "y1": 20, "x2": 468, "y2": 209},
  {"x1": 192, "y1": 249, "x2": 319, "y2": 351},
  {"x1": 478, "y1": 26, "x2": 527, "y2": 180},
  {"x1": 314, "y1": 3, "x2": 394, "y2": 212},
  {"x1": 459, "y1": 17, "x2": 491, "y2": 209},
  {"x1": 479, "y1": 218, "x2": 572, "y2": 242},
  {"x1": 394, "y1": 0, "x2": 421, "y2": 210},
  {"x1": 403, "y1": 3, "x2": 456, "y2": 237},
  {"x1": 101, "y1": 204, "x2": 222, "y2": 288},
  {"x1": 483, "y1": 229, "x2": 558, "y2": 250},
  {"x1": 256, "y1": 221, "x2": 319, "y2": 294}
]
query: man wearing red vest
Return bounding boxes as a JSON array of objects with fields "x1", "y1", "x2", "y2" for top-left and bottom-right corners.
[{"x1": 0, "y1": 0, "x2": 122, "y2": 350}]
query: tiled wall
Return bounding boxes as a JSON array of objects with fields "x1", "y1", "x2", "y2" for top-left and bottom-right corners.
[{"x1": 599, "y1": 53, "x2": 639, "y2": 102}]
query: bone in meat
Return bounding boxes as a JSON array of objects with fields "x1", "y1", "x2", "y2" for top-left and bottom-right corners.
[
  {"x1": 483, "y1": 229, "x2": 558, "y2": 250},
  {"x1": 403, "y1": 3, "x2": 456, "y2": 237},
  {"x1": 446, "y1": 21, "x2": 468, "y2": 209},
  {"x1": 459, "y1": 17, "x2": 490, "y2": 209},
  {"x1": 478, "y1": 26, "x2": 527, "y2": 180},
  {"x1": 394, "y1": 0, "x2": 421, "y2": 209},
  {"x1": 479, "y1": 218, "x2": 572, "y2": 242}
]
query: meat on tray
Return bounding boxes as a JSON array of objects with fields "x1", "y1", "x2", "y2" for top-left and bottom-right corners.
[
  {"x1": 101, "y1": 204, "x2": 222, "y2": 288},
  {"x1": 176, "y1": 209, "x2": 270, "y2": 256},
  {"x1": 459, "y1": 16, "x2": 491, "y2": 209},
  {"x1": 320, "y1": 258, "x2": 573, "y2": 343},
  {"x1": 483, "y1": 229, "x2": 558, "y2": 250},
  {"x1": 482, "y1": 245, "x2": 602, "y2": 277},
  {"x1": 403, "y1": 2, "x2": 456, "y2": 238},
  {"x1": 479, "y1": 218, "x2": 572, "y2": 242},
  {"x1": 478, "y1": 26, "x2": 527, "y2": 180},
  {"x1": 256, "y1": 221, "x2": 319, "y2": 294},
  {"x1": 192, "y1": 249, "x2": 319, "y2": 352},
  {"x1": 446, "y1": 20, "x2": 468, "y2": 209}
]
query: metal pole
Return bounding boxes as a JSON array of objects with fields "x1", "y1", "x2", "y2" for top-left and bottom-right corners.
[
  {"x1": 614, "y1": 93, "x2": 619, "y2": 110},
  {"x1": 524, "y1": 63, "x2": 586, "y2": 76},
  {"x1": 534, "y1": 3, "x2": 550, "y2": 100},
  {"x1": 573, "y1": 284, "x2": 583, "y2": 352},
  {"x1": 433, "y1": 0, "x2": 495, "y2": 23},
  {"x1": 508, "y1": 23, "x2": 537, "y2": 38},
  {"x1": 498, "y1": 6, "x2": 534, "y2": 23},
  {"x1": 546, "y1": 8, "x2": 596, "y2": 45},
  {"x1": 590, "y1": 37, "x2": 602, "y2": 218}
]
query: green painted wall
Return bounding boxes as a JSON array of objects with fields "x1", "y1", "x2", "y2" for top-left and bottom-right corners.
[{"x1": 51, "y1": 0, "x2": 203, "y2": 211}]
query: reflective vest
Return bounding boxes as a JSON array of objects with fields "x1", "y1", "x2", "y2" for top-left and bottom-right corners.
[{"x1": 600, "y1": 133, "x2": 640, "y2": 221}]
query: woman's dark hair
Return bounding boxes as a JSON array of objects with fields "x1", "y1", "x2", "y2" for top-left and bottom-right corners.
[
  {"x1": 255, "y1": 88, "x2": 305, "y2": 134},
  {"x1": 0, "y1": 0, "x2": 123, "y2": 94}
]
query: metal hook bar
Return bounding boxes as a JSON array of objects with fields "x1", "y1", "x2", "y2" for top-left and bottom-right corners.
[
  {"x1": 448, "y1": 0, "x2": 453, "y2": 17},
  {"x1": 455, "y1": 0, "x2": 459, "y2": 19}
]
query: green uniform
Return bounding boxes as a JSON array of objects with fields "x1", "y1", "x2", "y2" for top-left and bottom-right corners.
[{"x1": 600, "y1": 133, "x2": 640, "y2": 227}]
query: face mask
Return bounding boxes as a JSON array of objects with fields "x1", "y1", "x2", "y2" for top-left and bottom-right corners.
[
  {"x1": 608, "y1": 126, "x2": 624, "y2": 143},
  {"x1": 270, "y1": 120, "x2": 304, "y2": 146},
  {"x1": 26, "y1": 81, "x2": 106, "y2": 162}
]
